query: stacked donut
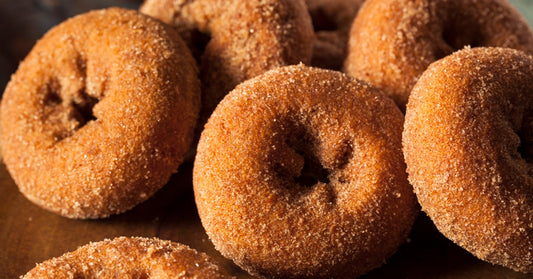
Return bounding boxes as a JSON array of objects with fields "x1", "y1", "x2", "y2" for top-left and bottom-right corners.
[
  {"x1": 341, "y1": 0, "x2": 533, "y2": 274},
  {"x1": 2, "y1": 0, "x2": 532, "y2": 277}
]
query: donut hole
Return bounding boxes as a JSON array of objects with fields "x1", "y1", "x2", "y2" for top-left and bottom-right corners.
[
  {"x1": 69, "y1": 91, "x2": 98, "y2": 127},
  {"x1": 43, "y1": 80, "x2": 62, "y2": 106},
  {"x1": 285, "y1": 125, "x2": 331, "y2": 188},
  {"x1": 439, "y1": 16, "x2": 483, "y2": 58},
  {"x1": 295, "y1": 151, "x2": 330, "y2": 187},
  {"x1": 442, "y1": 27, "x2": 481, "y2": 50},
  {"x1": 42, "y1": 77, "x2": 99, "y2": 141}
]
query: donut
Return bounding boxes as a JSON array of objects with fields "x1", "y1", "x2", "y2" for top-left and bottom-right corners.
[
  {"x1": 22, "y1": 237, "x2": 233, "y2": 278},
  {"x1": 403, "y1": 47, "x2": 533, "y2": 273},
  {"x1": 305, "y1": 0, "x2": 365, "y2": 70},
  {"x1": 140, "y1": 0, "x2": 314, "y2": 127},
  {"x1": 193, "y1": 64, "x2": 418, "y2": 278},
  {"x1": 0, "y1": 8, "x2": 201, "y2": 219},
  {"x1": 344, "y1": 0, "x2": 533, "y2": 110}
]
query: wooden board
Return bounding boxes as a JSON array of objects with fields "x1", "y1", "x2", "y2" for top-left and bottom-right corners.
[{"x1": 1, "y1": 0, "x2": 532, "y2": 278}]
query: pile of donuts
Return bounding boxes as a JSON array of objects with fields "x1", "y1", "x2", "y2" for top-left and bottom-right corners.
[{"x1": 1, "y1": 0, "x2": 531, "y2": 277}]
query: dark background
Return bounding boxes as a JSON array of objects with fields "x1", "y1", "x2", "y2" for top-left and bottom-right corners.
[
  {"x1": 1, "y1": 0, "x2": 532, "y2": 93},
  {"x1": 0, "y1": 0, "x2": 141, "y2": 93}
]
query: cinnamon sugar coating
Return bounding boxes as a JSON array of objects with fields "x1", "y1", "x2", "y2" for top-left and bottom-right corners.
[
  {"x1": 22, "y1": 237, "x2": 234, "y2": 278},
  {"x1": 305, "y1": 0, "x2": 365, "y2": 70},
  {"x1": 344, "y1": 0, "x2": 533, "y2": 110},
  {"x1": 0, "y1": 8, "x2": 201, "y2": 219},
  {"x1": 140, "y1": 0, "x2": 314, "y2": 128},
  {"x1": 193, "y1": 65, "x2": 418, "y2": 278},
  {"x1": 403, "y1": 47, "x2": 533, "y2": 273}
]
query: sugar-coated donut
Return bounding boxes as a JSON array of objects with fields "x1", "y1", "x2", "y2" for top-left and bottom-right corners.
[
  {"x1": 0, "y1": 8, "x2": 200, "y2": 219},
  {"x1": 193, "y1": 64, "x2": 418, "y2": 278},
  {"x1": 140, "y1": 0, "x2": 314, "y2": 125},
  {"x1": 305, "y1": 0, "x2": 365, "y2": 70},
  {"x1": 22, "y1": 237, "x2": 234, "y2": 278},
  {"x1": 344, "y1": 0, "x2": 533, "y2": 110},
  {"x1": 403, "y1": 47, "x2": 533, "y2": 273}
]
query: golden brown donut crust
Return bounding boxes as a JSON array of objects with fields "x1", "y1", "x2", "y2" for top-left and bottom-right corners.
[
  {"x1": 403, "y1": 47, "x2": 533, "y2": 273},
  {"x1": 22, "y1": 237, "x2": 234, "y2": 278},
  {"x1": 193, "y1": 65, "x2": 418, "y2": 278},
  {"x1": 140, "y1": 0, "x2": 314, "y2": 125},
  {"x1": 0, "y1": 8, "x2": 200, "y2": 219},
  {"x1": 305, "y1": 0, "x2": 365, "y2": 70},
  {"x1": 344, "y1": 0, "x2": 533, "y2": 110}
]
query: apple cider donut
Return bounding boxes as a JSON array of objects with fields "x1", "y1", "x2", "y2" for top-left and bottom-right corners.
[
  {"x1": 22, "y1": 237, "x2": 233, "y2": 278},
  {"x1": 140, "y1": 0, "x2": 314, "y2": 126},
  {"x1": 344, "y1": 0, "x2": 533, "y2": 110},
  {"x1": 0, "y1": 8, "x2": 201, "y2": 219},
  {"x1": 403, "y1": 47, "x2": 533, "y2": 273},
  {"x1": 305, "y1": 0, "x2": 365, "y2": 70},
  {"x1": 193, "y1": 65, "x2": 418, "y2": 278}
]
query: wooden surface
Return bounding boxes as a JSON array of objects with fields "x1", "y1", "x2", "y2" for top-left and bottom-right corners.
[
  {"x1": 0, "y1": 162, "x2": 250, "y2": 278},
  {"x1": 0, "y1": 161, "x2": 530, "y2": 278},
  {"x1": 1, "y1": 0, "x2": 532, "y2": 278}
]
